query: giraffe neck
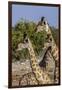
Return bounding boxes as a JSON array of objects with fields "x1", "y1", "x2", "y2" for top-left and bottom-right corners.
[
  {"x1": 46, "y1": 25, "x2": 59, "y2": 83},
  {"x1": 27, "y1": 39, "x2": 52, "y2": 84},
  {"x1": 45, "y1": 24, "x2": 59, "y2": 62}
]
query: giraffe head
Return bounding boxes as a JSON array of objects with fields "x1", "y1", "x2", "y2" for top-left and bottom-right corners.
[
  {"x1": 16, "y1": 32, "x2": 29, "y2": 51},
  {"x1": 35, "y1": 17, "x2": 53, "y2": 43},
  {"x1": 35, "y1": 17, "x2": 49, "y2": 33}
]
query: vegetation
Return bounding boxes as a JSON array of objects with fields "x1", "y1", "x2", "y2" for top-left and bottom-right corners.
[{"x1": 12, "y1": 19, "x2": 59, "y2": 62}]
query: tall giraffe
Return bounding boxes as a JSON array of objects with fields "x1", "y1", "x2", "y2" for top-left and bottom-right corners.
[
  {"x1": 35, "y1": 17, "x2": 59, "y2": 84},
  {"x1": 17, "y1": 33, "x2": 54, "y2": 85}
]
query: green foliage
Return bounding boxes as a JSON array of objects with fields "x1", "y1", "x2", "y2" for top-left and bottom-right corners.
[
  {"x1": 12, "y1": 19, "x2": 58, "y2": 62},
  {"x1": 30, "y1": 31, "x2": 47, "y2": 55}
]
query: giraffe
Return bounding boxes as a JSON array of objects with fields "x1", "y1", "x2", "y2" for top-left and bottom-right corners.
[
  {"x1": 17, "y1": 33, "x2": 54, "y2": 86},
  {"x1": 35, "y1": 17, "x2": 59, "y2": 84}
]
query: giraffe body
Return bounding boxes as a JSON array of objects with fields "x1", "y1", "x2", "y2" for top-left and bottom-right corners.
[
  {"x1": 17, "y1": 37, "x2": 54, "y2": 86},
  {"x1": 48, "y1": 28, "x2": 59, "y2": 83},
  {"x1": 36, "y1": 17, "x2": 59, "y2": 83},
  {"x1": 27, "y1": 38, "x2": 53, "y2": 84}
]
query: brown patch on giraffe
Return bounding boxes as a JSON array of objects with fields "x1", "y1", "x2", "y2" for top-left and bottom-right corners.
[
  {"x1": 45, "y1": 75, "x2": 49, "y2": 81},
  {"x1": 35, "y1": 63, "x2": 39, "y2": 67},
  {"x1": 31, "y1": 59, "x2": 36, "y2": 63},
  {"x1": 50, "y1": 37, "x2": 52, "y2": 41},
  {"x1": 51, "y1": 47, "x2": 56, "y2": 54},
  {"x1": 36, "y1": 72, "x2": 41, "y2": 79},
  {"x1": 53, "y1": 53, "x2": 58, "y2": 59},
  {"x1": 32, "y1": 67, "x2": 37, "y2": 71},
  {"x1": 41, "y1": 73, "x2": 45, "y2": 79},
  {"x1": 36, "y1": 67, "x2": 41, "y2": 73},
  {"x1": 46, "y1": 34, "x2": 50, "y2": 39},
  {"x1": 30, "y1": 54, "x2": 34, "y2": 58}
]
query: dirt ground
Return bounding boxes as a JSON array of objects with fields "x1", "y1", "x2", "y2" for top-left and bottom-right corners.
[{"x1": 12, "y1": 60, "x2": 32, "y2": 86}]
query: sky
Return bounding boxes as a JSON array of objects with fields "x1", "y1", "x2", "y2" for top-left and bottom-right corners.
[{"x1": 12, "y1": 4, "x2": 59, "y2": 28}]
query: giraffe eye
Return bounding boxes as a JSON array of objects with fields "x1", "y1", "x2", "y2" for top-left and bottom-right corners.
[
  {"x1": 44, "y1": 21, "x2": 46, "y2": 25},
  {"x1": 46, "y1": 34, "x2": 50, "y2": 39},
  {"x1": 25, "y1": 39, "x2": 28, "y2": 42},
  {"x1": 50, "y1": 38, "x2": 52, "y2": 41}
]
